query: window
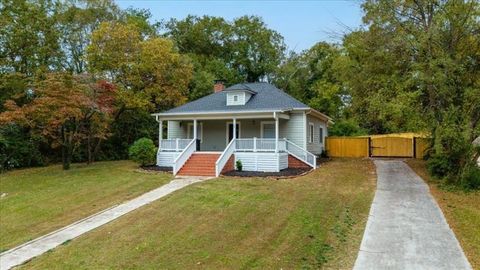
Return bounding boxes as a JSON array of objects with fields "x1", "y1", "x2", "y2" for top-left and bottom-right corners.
[
  {"x1": 233, "y1": 95, "x2": 238, "y2": 102},
  {"x1": 187, "y1": 123, "x2": 203, "y2": 142},
  {"x1": 261, "y1": 122, "x2": 275, "y2": 138},
  {"x1": 318, "y1": 127, "x2": 323, "y2": 144},
  {"x1": 309, "y1": 123, "x2": 314, "y2": 143}
]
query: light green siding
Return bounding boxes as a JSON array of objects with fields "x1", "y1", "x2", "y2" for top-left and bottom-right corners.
[
  {"x1": 306, "y1": 114, "x2": 328, "y2": 155},
  {"x1": 201, "y1": 120, "x2": 227, "y2": 151},
  {"x1": 279, "y1": 111, "x2": 305, "y2": 148}
]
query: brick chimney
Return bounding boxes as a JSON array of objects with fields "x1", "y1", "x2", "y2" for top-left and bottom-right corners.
[{"x1": 214, "y1": 80, "x2": 225, "y2": 93}]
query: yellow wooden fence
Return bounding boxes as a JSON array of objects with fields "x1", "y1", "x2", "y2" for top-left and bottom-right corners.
[
  {"x1": 326, "y1": 137, "x2": 370, "y2": 157},
  {"x1": 325, "y1": 133, "x2": 431, "y2": 158},
  {"x1": 370, "y1": 137, "x2": 413, "y2": 157},
  {"x1": 414, "y1": 137, "x2": 430, "y2": 159}
]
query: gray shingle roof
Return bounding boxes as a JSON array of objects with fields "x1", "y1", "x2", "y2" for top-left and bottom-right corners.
[{"x1": 162, "y1": 82, "x2": 309, "y2": 114}]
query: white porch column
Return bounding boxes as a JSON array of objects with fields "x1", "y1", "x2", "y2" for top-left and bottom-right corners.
[
  {"x1": 233, "y1": 118, "x2": 237, "y2": 139},
  {"x1": 275, "y1": 113, "x2": 279, "y2": 153},
  {"x1": 158, "y1": 120, "x2": 163, "y2": 143},
  {"x1": 193, "y1": 119, "x2": 197, "y2": 140}
]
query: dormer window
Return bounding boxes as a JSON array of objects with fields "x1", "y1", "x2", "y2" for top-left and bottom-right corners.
[{"x1": 225, "y1": 86, "x2": 256, "y2": 106}]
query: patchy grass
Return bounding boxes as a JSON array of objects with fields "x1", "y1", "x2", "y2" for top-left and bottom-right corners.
[
  {"x1": 21, "y1": 158, "x2": 376, "y2": 269},
  {"x1": 406, "y1": 159, "x2": 480, "y2": 269},
  {"x1": 0, "y1": 161, "x2": 172, "y2": 251}
]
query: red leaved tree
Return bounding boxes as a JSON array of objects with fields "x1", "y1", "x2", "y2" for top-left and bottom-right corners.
[{"x1": 0, "y1": 73, "x2": 116, "y2": 169}]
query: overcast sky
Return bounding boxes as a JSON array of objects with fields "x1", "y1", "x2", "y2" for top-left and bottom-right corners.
[{"x1": 115, "y1": 0, "x2": 364, "y2": 52}]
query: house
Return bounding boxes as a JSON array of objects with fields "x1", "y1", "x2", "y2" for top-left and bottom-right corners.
[{"x1": 152, "y1": 81, "x2": 332, "y2": 176}]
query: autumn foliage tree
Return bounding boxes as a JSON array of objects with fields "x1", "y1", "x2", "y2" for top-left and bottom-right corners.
[
  {"x1": 87, "y1": 21, "x2": 193, "y2": 113},
  {"x1": 0, "y1": 73, "x2": 116, "y2": 170}
]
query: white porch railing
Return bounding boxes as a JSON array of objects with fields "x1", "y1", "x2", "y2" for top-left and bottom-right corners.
[
  {"x1": 235, "y1": 138, "x2": 286, "y2": 152},
  {"x1": 285, "y1": 139, "x2": 317, "y2": 168},
  {"x1": 172, "y1": 139, "x2": 196, "y2": 175},
  {"x1": 215, "y1": 138, "x2": 316, "y2": 176},
  {"x1": 215, "y1": 138, "x2": 236, "y2": 177},
  {"x1": 159, "y1": 139, "x2": 192, "y2": 152}
]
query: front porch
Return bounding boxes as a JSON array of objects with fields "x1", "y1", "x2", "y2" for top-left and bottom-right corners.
[{"x1": 154, "y1": 113, "x2": 316, "y2": 176}]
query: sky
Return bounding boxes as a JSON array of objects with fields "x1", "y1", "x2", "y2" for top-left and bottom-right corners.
[{"x1": 115, "y1": 0, "x2": 364, "y2": 52}]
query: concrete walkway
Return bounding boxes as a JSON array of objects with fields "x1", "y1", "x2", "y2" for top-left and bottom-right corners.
[
  {"x1": 354, "y1": 160, "x2": 472, "y2": 270},
  {"x1": 0, "y1": 176, "x2": 212, "y2": 270}
]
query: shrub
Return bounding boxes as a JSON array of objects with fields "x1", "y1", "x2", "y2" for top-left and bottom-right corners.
[
  {"x1": 328, "y1": 119, "x2": 367, "y2": 137},
  {"x1": 461, "y1": 164, "x2": 480, "y2": 190},
  {"x1": 427, "y1": 153, "x2": 452, "y2": 178},
  {"x1": 236, "y1": 160, "x2": 243, "y2": 171},
  {"x1": 128, "y1": 138, "x2": 157, "y2": 166}
]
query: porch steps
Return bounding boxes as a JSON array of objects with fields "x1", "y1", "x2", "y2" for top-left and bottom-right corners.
[{"x1": 177, "y1": 153, "x2": 220, "y2": 176}]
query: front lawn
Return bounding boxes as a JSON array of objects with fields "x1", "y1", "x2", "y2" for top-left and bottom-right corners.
[
  {"x1": 0, "y1": 161, "x2": 172, "y2": 251},
  {"x1": 406, "y1": 159, "x2": 480, "y2": 269},
  {"x1": 22, "y1": 158, "x2": 376, "y2": 269}
]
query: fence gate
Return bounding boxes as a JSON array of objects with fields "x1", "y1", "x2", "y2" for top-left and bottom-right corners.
[{"x1": 370, "y1": 137, "x2": 414, "y2": 157}]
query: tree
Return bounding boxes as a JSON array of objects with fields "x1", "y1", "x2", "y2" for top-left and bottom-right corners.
[
  {"x1": 82, "y1": 79, "x2": 117, "y2": 164},
  {"x1": 274, "y1": 42, "x2": 346, "y2": 119},
  {"x1": 0, "y1": 73, "x2": 116, "y2": 169},
  {"x1": 344, "y1": 0, "x2": 480, "y2": 184},
  {"x1": 164, "y1": 15, "x2": 231, "y2": 58},
  {"x1": 164, "y1": 15, "x2": 286, "y2": 100},
  {"x1": 0, "y1": 0, "x2": 63, "y2": 76},
  {"x1": 0, "y1": 124, "x2": 44, "y2": 171},
  {"x1": 56, "y1": 0, "x2": 121, "y2": 73},
  {"x1": 87, "y1": 21, "x2": 193, "y2": 113},
  {"x1": 231, "y1": 16, "x2": 286, "y2": 82}
]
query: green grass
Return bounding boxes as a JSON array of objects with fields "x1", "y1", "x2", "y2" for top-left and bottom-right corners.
[
  {"x1": 406, "y1": 159, "x2": 480, "y2": 270},
  {"x1": 0, "y1": 161, "x2": 173, "y2": 251},
  {"x1": 21, "y1": 158, "x2": 376, "y2": 269}
]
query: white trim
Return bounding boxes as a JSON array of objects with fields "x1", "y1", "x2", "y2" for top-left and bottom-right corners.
[
  {"x1": 226, "y1": 121, "x2": 241, "y2": 145},
  {"x1": 187, "y1": 122, "x2": 203, "y2": 142},
  {"x1": 305, "y1": 109, "x2": 333, "y2": 122},
  {"x1": 158, "y1": 120, "x2": 163, "y2": 142},
  {"x1": 152, "y1": 109, "x2": 303, "y2": 116},
  {"x1": 303, "y1": 112, "x2": 307, "y2": 149},
  {"x1": 260, "y1": 121, "x2": 275, "y2": 138},
  {"x1": 308, "y1": 122, "x2": 314, "y2": 144},
  {"x1": 153, "y1": 112, "x2": 291, "y2": 121},
  {"x1": 223, "y1": 89, "x2": 257, "y2": 95}
]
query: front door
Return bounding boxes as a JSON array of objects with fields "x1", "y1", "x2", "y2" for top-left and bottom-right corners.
[{"x1": 227, "y1": 123, "x2": 240, "y2": 144}]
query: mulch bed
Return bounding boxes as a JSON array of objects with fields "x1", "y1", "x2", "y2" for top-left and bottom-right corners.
[
  {"x1": 140, "y1": 166, "x2": 172, "y2": 173},
  {"x1": 317, "y1": 157, "x2": 331, "y2": 164},
  {"x1": 223, "y1": 168, "x2": 311, "y2": 178}
]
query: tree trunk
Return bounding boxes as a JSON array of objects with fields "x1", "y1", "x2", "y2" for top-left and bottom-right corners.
[
  {"x1": 87, "y1": 133, "x2": 92, "y2": 165},
  {"x1": 62, "y1": 144, "x2": 71, "y2": 170},
  {"x1": 91, "y1": 138, "x2": 103, "y2": 163},
  {"x1": 61, "y1": 125, "x2": 73, "y2": 170}
]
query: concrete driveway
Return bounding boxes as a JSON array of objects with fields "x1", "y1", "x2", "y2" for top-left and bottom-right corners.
[{"x1": 354, "y1": 160, "x2": 472, "y2": 270}]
